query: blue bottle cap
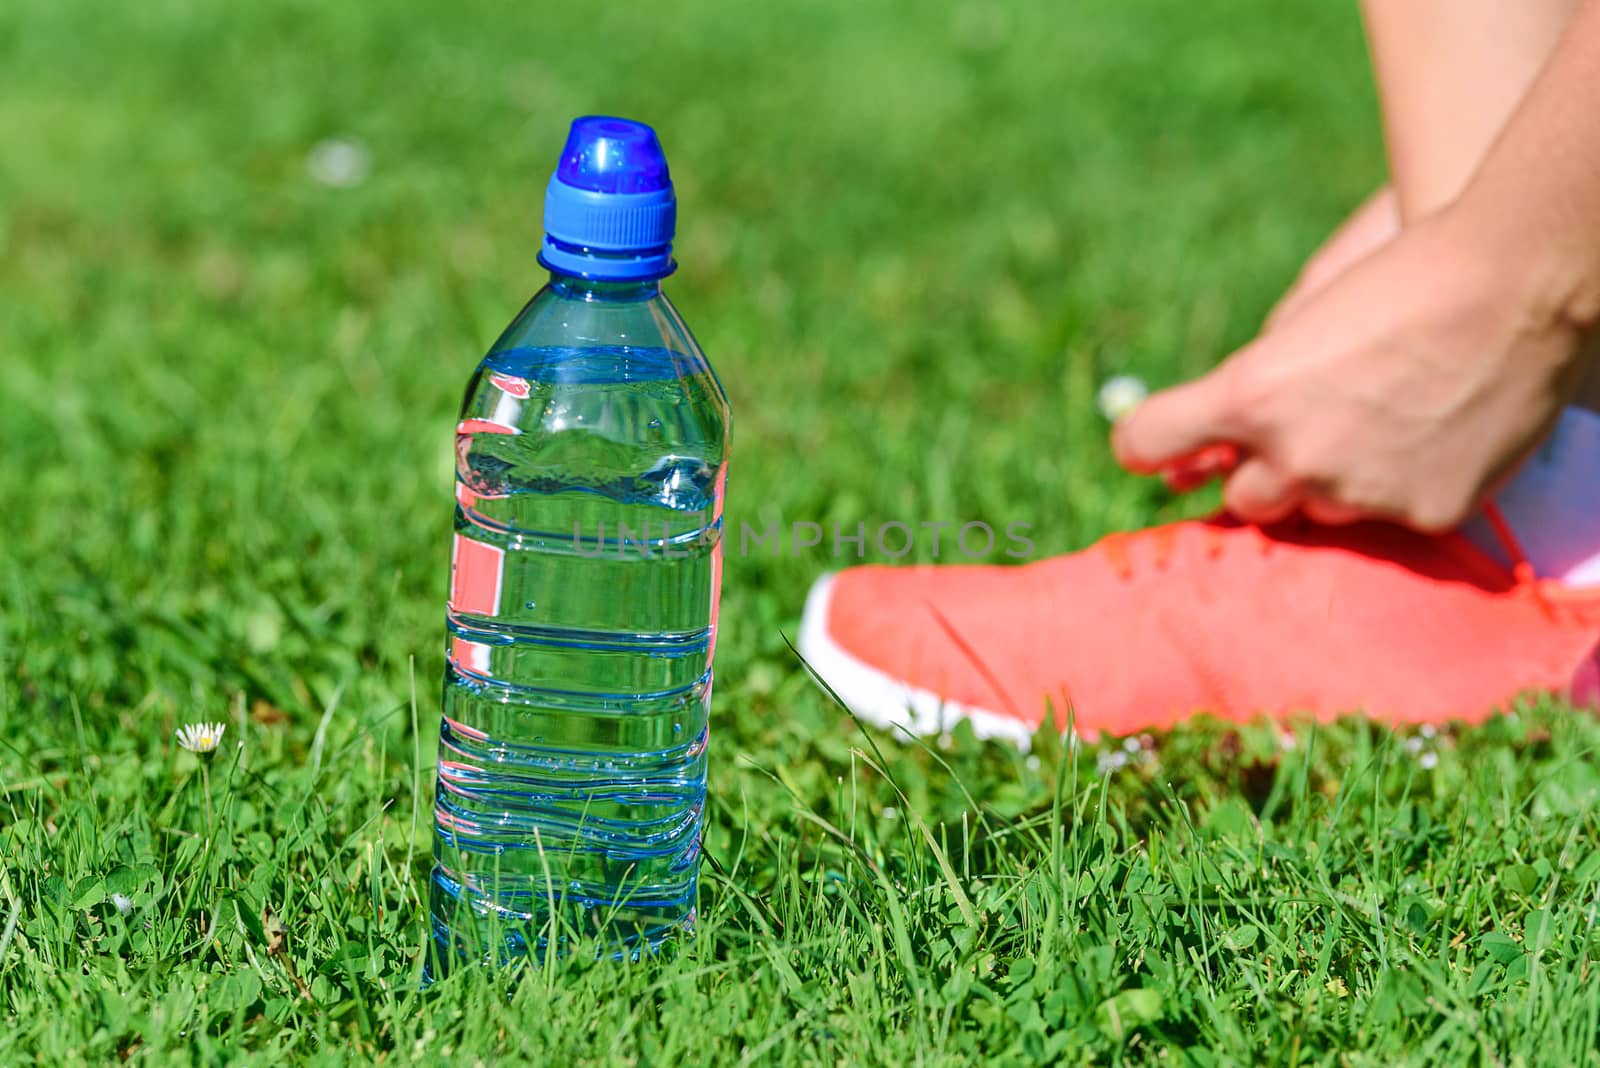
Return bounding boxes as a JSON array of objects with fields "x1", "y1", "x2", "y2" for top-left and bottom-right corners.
[{"x1": 539, "y1": 116, "x2": 676, "y2": 281}]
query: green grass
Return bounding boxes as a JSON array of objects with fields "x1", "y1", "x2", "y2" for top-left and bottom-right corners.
[{"x1": 3, "y1": 0, "x2": 1598, "y2": 1063}]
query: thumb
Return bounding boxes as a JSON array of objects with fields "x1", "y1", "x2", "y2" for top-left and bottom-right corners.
[{"x1": 1112, "y1": 363, "x2": 1246, "y2": 475}]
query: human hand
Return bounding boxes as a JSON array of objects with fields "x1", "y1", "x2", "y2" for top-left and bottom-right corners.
[
  {"x1": 1149, "y1": 186, "x2": 1401, "y2": 493},
  {"x1": 1113, "y1": 210, "x2": 1590, "y2": 531},
  {"x1": 1265, "y1": 185, "x2": 1400, "y2": 332}
]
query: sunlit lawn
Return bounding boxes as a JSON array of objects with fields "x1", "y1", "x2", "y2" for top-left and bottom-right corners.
[{"x1": 3, "y1": 0, "x2": 1598, "y2": 1063}]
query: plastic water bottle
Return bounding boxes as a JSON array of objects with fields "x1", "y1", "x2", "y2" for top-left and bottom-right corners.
[{"x1": 429, "y1": 117, "x2": 730, "y2": 969}]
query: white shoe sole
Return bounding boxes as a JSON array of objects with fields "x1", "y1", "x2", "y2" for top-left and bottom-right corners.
[{"x1": 796, "y1": 573, "x2": 1038, "y2": 750}]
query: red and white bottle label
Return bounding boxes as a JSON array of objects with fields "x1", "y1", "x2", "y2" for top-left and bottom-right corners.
[
  {"x1": 450, "y1": 533, "x2": 505, "y2": 617},
  {"x1": 454, "y1": 417, "x2": 519, "y2": 509},
  {"x1": 488, "y1": 372, "x2": 531, "y2": 398},
  {"x1": 448, "y1": 533, "x2": 504, "y2": 677}
]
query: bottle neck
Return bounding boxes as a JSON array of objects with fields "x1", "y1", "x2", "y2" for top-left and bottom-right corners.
[{"x1": 547, "y1": 271, "x2": 662, "y2": 303}]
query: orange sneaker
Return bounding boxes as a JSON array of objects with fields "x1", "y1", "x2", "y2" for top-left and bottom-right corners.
[{"x1": 797, "y1": 507, "x2": 1600, "y2": 745}]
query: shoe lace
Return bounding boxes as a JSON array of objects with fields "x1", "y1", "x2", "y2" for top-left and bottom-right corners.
[{"x1": 1482, "y1": 500, "x2": 1558, "y2": 620}]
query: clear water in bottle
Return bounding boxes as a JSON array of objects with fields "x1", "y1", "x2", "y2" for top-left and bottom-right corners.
[{"x1": 429, "y1": 117, "x2": 729, "y2": 971}]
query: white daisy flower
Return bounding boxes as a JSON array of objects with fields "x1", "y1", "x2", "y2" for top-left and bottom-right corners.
[
  {"x1": 176, "y1": 721, "x2": 227, "y2": 754},
  {"x1": 306, "y1": 137, "x2": 371, "y2": 189},
  {"x1": 1097, "y1": 374, "x2": 1148, "y2": 422},
  {"x1": 111, "y1": 893, "x2": 134, "y2": 915},
  {"x1": 1419, "y1": 750, "x2": 1438, "y2": 770}
]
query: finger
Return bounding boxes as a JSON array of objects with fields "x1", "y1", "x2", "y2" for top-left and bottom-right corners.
[
  {"x1": 1112, "y1": 369, "x2": 1244, "y2": 474},
  {"x1": 1222, "y1": 458, "x2": 1303, "y2": 525},
  {"x1": 1301, "y1": 496, "x2": 1365, "y2": 526}
]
